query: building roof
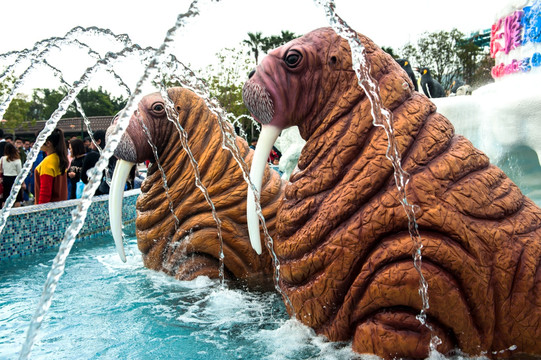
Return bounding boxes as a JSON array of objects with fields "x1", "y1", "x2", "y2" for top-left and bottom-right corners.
[{"x1": 1, "y1": 116, "x2": 114, "y2": 138}]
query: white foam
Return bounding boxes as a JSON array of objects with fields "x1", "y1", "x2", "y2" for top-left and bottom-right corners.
[{"x1": 248, "y1": 318, "x2": 365, "y2": 360}]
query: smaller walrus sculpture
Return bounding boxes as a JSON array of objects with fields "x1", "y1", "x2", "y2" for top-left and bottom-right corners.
[
  {"x1": 243, "y1": 27, "x2": 541, "y2": 359},
  {"x1": 108, "y1": 87, "x2": 284, "y2": 283}
]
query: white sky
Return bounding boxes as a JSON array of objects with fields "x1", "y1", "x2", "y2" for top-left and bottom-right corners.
[{"x1": 0, "y1": 0, "x2": 524, "y2": 95}]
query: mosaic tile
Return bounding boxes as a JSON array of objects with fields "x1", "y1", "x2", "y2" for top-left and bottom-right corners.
[{"x1": 0, "y1": 189, "x2": 140, "y2": 261}]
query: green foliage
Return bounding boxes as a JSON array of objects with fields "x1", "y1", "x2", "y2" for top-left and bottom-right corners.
[
  {"x1": 0, "y1": 72, "x2": 16, "y2": 98},
  {"x1": 200, "y1": 45, "x2": 256, "y2": 138},
  {"x1": 381, "y1": 46, "x2": 398, "y2": 59},
  {"x1": 456, "y1": 41, "x2": 488, "y2": 86},
  {"x1": 244, "y1": 30, "x2": 298, "y2": 64},
  {"x1": 470, "y1": 54, "x2": 495, "y2": 89},
  {"x1": 261, "y1": 31, "x2": 298, "y2": 53},
  {"x1": 1, "y1": 73, "x2": 35, "y2": 134},
  {"x1": 399, "y1": 28, "x2": 490, "y2": 90},
  {"x1": 243, "y1": 32, "x2": 264, "y2": 65},
  {"x1": 0, "y1": 82, "x2": 126, "y2": 134},
  {"x1": 30, "y1": 86, "x2": 127, "y2": 120},
  {"x1": 30, "y1": 88, "x2": 65, "y2": 120},
  {"x1": 3, "y1": 94, "x2": 34, "y2": 135}
]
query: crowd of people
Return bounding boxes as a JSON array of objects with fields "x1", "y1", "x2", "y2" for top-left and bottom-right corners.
[{"x1": 0, "y1": 128, "x2": 142, "y2": 208}]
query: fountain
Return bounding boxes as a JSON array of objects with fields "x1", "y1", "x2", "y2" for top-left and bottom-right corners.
[
  {"x1": 1, "y1": 0, "x2": 540, "y2": 359},
  {"x1": 431, "y1": 0, "x2": 541, "y2": 206}
]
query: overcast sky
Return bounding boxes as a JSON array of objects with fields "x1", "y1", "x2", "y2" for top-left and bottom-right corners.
[{"x1": 0, "y1": 0, "x2": 525, "y2": 94}]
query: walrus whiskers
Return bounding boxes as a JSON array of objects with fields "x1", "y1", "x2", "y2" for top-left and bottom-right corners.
[{"x1": 242, "y1": 81, "x2": 274, "y2": 124}]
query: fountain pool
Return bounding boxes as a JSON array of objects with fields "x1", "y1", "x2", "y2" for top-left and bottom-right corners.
[
  {"x1": 0, "y1": 226, "x2": 365, "y2": 360},
  {"x1": 1, "y1": 0, "x2": 540, "y2": 357}
]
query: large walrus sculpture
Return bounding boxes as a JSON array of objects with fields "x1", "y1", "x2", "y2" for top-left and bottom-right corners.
[
  {"x1": 243, "y1": 27, "x2": 541, "y2": 359},
  {"x1": 108, "y1": 87, "x2": 284, "y2": 282}
]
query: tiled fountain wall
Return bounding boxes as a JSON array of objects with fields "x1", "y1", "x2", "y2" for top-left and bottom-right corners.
[{"x1": 0, "y1": 189, "x2": 139, "y2": 261}]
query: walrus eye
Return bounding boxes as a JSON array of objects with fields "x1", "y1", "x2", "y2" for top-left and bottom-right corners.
[
  {"x1": 151, "y1": 102, "x2": 165, "y2": 114},
  {"x1": 284, "y1": 50, "x2": 302, "y2": 68}
]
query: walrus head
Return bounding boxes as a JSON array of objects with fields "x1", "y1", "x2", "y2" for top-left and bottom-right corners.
[
  {"x1": 243, "y1": 27, "x2": 360, "y2": 134},
  {"x1": 108, "y1": 87, "x2": 277, "y2": 280},
  {"x1": 108, "y1": 90, "x2": 176, "y2": 261},
  {"x1": 242, "y1": 27, "x2": 411, "y2": 253}
]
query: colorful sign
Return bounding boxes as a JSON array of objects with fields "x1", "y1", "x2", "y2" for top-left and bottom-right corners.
[{"x1": 491, "y1": 0, "x2": 541, "y2": 78}]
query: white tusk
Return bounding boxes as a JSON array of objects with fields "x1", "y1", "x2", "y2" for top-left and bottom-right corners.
[
  {"x1": 247, "y1": 125, "x2": 281, "y2": 254},
  {"x1": 109, "y1": 159, "x2": 134, "y2": 262}
]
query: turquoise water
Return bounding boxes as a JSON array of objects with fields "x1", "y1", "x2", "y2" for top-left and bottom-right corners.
[
  {"x1": 0, "y1": 228, "x2": 360, "y2": 360},
  {"x1": 495, "y1": 145, "x2": 541, "y2": 207},
  {"x1": 0, "y1": 150, "x2": 538, "y2": 360}
]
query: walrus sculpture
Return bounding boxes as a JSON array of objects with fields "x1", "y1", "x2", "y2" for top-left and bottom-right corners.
[
  {"x1": 243, "y1": 27, "x2": 541, "y2": 359},
  {"x1": 108, "y1": 87, "x2": 284, "y2": 282}
]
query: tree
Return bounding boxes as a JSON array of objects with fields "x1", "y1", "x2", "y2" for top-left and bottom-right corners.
[
  {"x1": 456, "y1": 40, "x2": 486, "y2": 86},
  {"x1": 399, "y1": 29, "x2": 491, "y2": 90},
  {"x1": 261, "y1": 30, "x2": 298, "y2": 53},
  {"x1": 243, "y1": 32, "x2": 264, "y2": 65},
  {"x1": 0, "y1": 72, "x2": 15, "y2": 98},
  {"x1": 399, "y1": 43, "x2": 418, "y2": 65},
  {"x1": 416, "y1": 29, "x2": 463, "y2": 88},
  {"x1": 63, "y1": 87, "x2": 126, "y2": 118},
  {"x1": 381, "y1": 46, "x2": 398, "y2": 59},
  {"x1": 30, "y1": 87, "x2": 127, "y2": 120},
  {"x1": 1, "y1": 74, "x2": 37, "y2": 134},
  {"x1": 469, "y1": 53, "x2": 495, "y2": 89},
  {"x1": 244, "y1": 31, "x2": 298, "y2": 63},
  {"x1": 200, "y1": 45, "x2": 256, "y2": 139},
  {"x1": 3, "y1": 94, "x2": 33, "y2": 135},
  {"x1": 30, "y1": 88, "x2": 66, "y2": 120}
]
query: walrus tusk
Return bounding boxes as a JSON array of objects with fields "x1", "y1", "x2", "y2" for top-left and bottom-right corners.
[
  {"x1": 247, "y1": 124, "x2": 282, "y2": 254},
  {"x1": 109, "y1": 159, "x2": 134, "y2": 262}
]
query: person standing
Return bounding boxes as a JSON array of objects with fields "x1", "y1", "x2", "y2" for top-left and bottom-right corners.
[
  {"x1": 24, "y1": 138, "x2": 45, "y2": 204},
  {"x1": 14, "y1": 137, "x2": 26, "y2": 165},
  {"x1": 67, "y1": 138, "x2": 86, "y2": 199},
  {"x1": 0, "y1": 142, "x2": 24, "y2": 207},
  {"x1": 0, "y1": 129, "x2": 6, "y2": 157},
  {"x1": 34, "y1": 128, "x2": 69, "y2": 204},
  {"x1": 24, "y1": 140, "x2": 31, "y2": 155},
  {"x1": 81, "y1": 130, "x2": 116, "y2": 196},
  {"x1": 14, "y1": 137, "x2": 28, "y2": 202},
  {"x1": 83, "y1": 136, "x2": 91, "y2": 153}
]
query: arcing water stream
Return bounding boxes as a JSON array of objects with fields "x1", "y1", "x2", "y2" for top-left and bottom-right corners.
[
  {"x1": 0, "y1": 0, "x2": 452, "y2": 357},
  {"x1": 11, "y1": 1, "x2": 230, "y2": 358},
  {"x1": 315, "y1": 0, "x2": 440, "y2": 352}
]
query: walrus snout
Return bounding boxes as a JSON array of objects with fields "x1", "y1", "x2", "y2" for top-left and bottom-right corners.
[
  {"x1": 107, "y1": 125, "x2": 137, "y2": 163},
  {"x1": 107, "y1": 111, "x2": 148, "y2": 164},
  {"x1": 242, "y1": 80, "x2": 274, "y2": 124}
]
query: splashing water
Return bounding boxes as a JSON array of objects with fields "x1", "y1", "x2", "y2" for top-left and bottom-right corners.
[
  {"x1": 132, "y1": 100, "x2": 181, "y2": 224},
  {"x1": 15, "y1": 1, "x2": 217, "y2": 358},
  {"x1": 157, "y1": 58, "x2": 295, "y2": 313},
  {"x1": 137, "y1": 110, "x2": 182, "y2": 230},
  {"x1": 157, "y1": 85, "x2": 228, "y2": 285},
  {"x1": 0, "y1": 31, "x2": 155, "y2": 238},
  {"x1": 16, "y1": 43, "x2": 155, "y2": 360},
  {"x1": 314, "y1": 0, "x2": 441, "y2": 352},
  {"x1": 228, "y1": 113, "x2": 261, "y2": 141}
]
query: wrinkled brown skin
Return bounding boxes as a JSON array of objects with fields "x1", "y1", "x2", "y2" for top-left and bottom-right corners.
[
  {"x1": 112, "y1": 88, "x2": 283, "y2": 283},
  {"x1": 243, "y1": 27, "x2": 541, "y2": 359}
]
